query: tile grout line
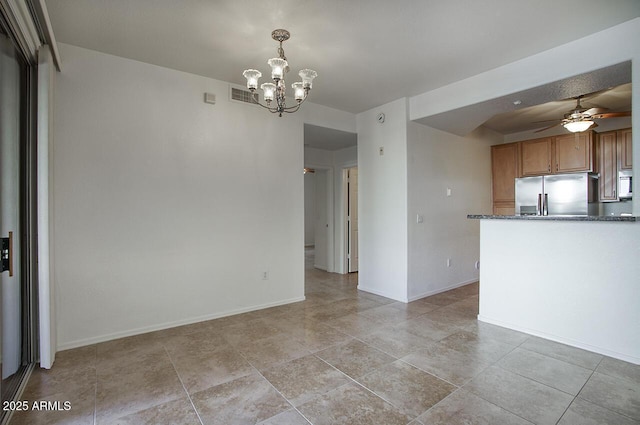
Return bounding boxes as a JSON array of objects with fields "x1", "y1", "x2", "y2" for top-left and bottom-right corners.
[
  {"x1": 163, "y1": 346, "x2": 206, "y2": 425},
  {"x1": 311, "y1": 353, "x2": 421, "y2": 423},
  {"x1": 434, "y1": 336, "x2": 538, "y2": 424},
  {"x1": 462, "y1": 344, "x2": 579, "y2": 425},
  {"x1": 250, "y1": 361, "x2": 314, "y2": 425},
  {"x1": 552, "y1": 356, "x2": 603, "y2": 425},
  {"x1": 221, "y1": 335, "x2": 316, "y2": 425},
  {"x1": 566, "y1": 356, "x2": 640, "y2": 423}
]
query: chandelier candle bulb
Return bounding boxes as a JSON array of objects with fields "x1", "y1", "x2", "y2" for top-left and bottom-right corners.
[
  {"x1": 242, "y1": 69, "x2": 262, "y2": 90},
  {"x1": 261, "y1": 83, "x2": 276, "y2": 102},
  {"x1": 292, "y1": 82, "x2": 305, "y2": 101},
  {"x1": 299, "y1": 69, "x2": 317, "y2": 89},
  {"x1": 268, "y1": 58, "x2": 287, "y2": 80}
]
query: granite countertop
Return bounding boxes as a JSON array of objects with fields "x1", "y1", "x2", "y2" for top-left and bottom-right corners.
[{"x1": 467, "y1": 214, "x2": 638, "y2": 222}]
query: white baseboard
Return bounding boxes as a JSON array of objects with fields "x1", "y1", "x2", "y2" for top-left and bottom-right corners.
[
  {"x1": 57, "y1": 296, "x2": 306, "y2": 351},
  {"x1": 357, "y1": 285, "x2": 405, "y2": 302},
  {"x1": 407, "y1": 279, "x2": 478, "y2": 302},
  {"x1": 478, "y1": 315, "x2": 640, "y2": 365}
]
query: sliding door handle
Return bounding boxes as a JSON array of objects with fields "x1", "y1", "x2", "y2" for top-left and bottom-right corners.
[{"x1": 1, "y1": 232, "x2": 13, "y2": 276}]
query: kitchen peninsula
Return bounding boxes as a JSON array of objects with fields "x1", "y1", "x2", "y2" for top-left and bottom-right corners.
[{"x1": 468, "y1": 214, "x2": 640, "y2": 364}]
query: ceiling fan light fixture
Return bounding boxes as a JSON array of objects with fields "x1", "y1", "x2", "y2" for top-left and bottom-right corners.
[{"x1": 563, "y1": 119, "x2": 594, "y2": 133}]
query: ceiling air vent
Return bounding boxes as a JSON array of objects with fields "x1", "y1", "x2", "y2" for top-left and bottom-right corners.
[{"x1": 230, "y1": 86, "x2": 259, "y2": 105}]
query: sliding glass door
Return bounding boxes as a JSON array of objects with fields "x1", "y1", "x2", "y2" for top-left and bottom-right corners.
[{"x1": 0, "y1": 19, "x2": 37, "y2": 420}]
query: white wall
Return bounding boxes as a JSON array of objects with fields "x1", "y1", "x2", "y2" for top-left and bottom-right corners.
[
  {"x1": 407, "y1": 124, "x2": 498, "y2": 300},
  {"x1": 479, "y1": 219, "x2": 640, "y2": 364},
  {"x1": 52, "y1": 43, "x2": 352, "y2": 349},
  {"x1": 356, "y1": 99, "x2": 409, "y2": 301}
]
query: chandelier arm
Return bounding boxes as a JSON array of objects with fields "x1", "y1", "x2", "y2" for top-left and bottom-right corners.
[
  {"x1": 281, "y1": 89, "x2": 311, "y2": 111},
  {"x1": 283, "y1": 105, "x2": 302, "y2": 114},
  {"x1": 249, "y1": 97, "x2": 285, "y2": 114}
]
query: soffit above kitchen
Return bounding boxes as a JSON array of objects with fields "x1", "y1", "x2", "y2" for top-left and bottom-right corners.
[
  {"x1": 418, "y1": 62, "x2": 633, "y2": 137},
  {"x1": 45, "y1": 0, "x2": 639, "y2": 117}
]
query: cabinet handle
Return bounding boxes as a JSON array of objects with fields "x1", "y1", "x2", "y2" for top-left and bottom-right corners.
[{"x1": 548, "y1": 164, "x2": 551, "y2": 172}]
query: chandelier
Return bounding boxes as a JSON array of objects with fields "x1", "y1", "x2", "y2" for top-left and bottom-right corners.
[{"x1": 242, "y1": 29, "x2": 317, "y2": 117}]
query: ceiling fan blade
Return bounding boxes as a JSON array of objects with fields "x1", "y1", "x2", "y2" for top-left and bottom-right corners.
[
  {"x1": 531, "y1": 119, "x2": 562, "y2": 124},
  {"x1": 591, "y1": 111, "x2": 631, "y2": 119},
  {"x1": 534, "y1": 122, "x2": 562, "y2": 133},
  {"x1": 583, "y1": 107, "x2": 608, "y2": 115}
]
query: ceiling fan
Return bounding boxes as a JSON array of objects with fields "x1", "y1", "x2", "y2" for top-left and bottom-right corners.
[{"x1": 534, "y1": 95, "x2": 631, "y2": 134}]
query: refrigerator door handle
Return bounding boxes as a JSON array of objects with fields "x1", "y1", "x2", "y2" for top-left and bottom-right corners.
[
  {"x1": 537, "y1": 193, "x2": 542, "y2": 216},
  {"x1": 543, "y1": 193, "x2": 549, "y2": 216}
]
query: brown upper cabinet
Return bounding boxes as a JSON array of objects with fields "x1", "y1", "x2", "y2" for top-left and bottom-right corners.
[
  {"x1": 520, "y1": 132, "x2": 593, "y2": 176},
  {"x1": 520, "y1": 137, "x2": 552, "y2": 176},
  {"x1": 554, "y1": 132, "x2": 593, "y2": 173},
  {"x1": 619, "y1": 128, "x2": 633, "y2": 170},
  {"x1": 598, "y1": 128, "x2": 633, "y2": 202}
]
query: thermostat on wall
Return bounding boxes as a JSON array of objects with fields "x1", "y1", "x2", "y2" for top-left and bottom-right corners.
[{"x1": 204, "y1": 92, "x2": 216, "y2": 104}]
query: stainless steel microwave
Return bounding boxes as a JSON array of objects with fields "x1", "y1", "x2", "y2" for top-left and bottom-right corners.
[{"x1": 619, "y1": 170, "x2": 632, "y2": 199}]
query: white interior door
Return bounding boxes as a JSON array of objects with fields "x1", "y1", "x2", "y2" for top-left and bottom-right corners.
[
  {"x1": 0, "y1": 33, "x2": 23, "y2": 379},
  {"x1": 348, "y1": 167, "x2": 358, "y2": 272}
]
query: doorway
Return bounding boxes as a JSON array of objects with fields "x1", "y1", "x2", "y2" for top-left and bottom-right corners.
[
  {"x1": 303, "y1": 167, "x2": 333, "y2": 271},
  {"x1": 303, "y1": 123, "x2": 357, "y2": 275}
]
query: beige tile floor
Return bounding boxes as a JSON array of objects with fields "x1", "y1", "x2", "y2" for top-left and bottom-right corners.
[{"x1": 9, "y1": 248, "x2": 640, "y2": 424}]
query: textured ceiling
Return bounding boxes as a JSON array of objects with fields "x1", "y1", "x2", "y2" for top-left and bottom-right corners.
[{"x1": 45, "y1": 0, "x2": 639, "y2": 117}]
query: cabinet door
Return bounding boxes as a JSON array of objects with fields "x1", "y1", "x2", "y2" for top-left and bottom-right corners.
[
  {"x1": 599, "y1": 132, "x2": 618, "y2": 201},
  {"x1": 491, "y1": 143, "x2": 518, "y2": 204},
  {"x1": 521, "y1": 138, "x2": 552, "y2": 176},
  {"x1": 619, "y1": 128, "x2": 632, "y2": 170},
  {"x1": 555, "y1": 132, "x2": 592, "y2": 173}
]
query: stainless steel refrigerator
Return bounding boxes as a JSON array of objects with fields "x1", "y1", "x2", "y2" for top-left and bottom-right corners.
[{"x1": 515, "y1": 173, "x2": 599, "y2": 216}]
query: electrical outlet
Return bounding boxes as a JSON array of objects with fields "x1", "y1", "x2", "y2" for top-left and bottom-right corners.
[
  {"x1": 416, "y1": 214, "x2": 424, "y2": 224},
  {"x1": 262, "y1": 271, "x2": 269, "y2": 280}
]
